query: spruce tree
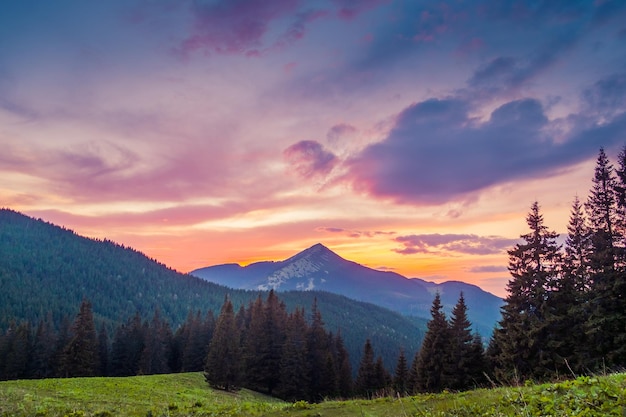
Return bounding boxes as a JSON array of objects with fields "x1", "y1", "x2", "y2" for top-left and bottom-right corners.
[
  {"x1": 545, "y1": 196, "x2": 592, "y2": 374},
  {"x1": 412, "y1": 293, "x2": 450, "y2": 392},
  {"x1": 30, "y1": 316, "x2": 57, "y2": 378},
  {"x1": 355, "y1": 339, "x2": 377, "y2": 398},
  {"x1": 2, "y1": 321, "x2": 32, "y2": 380},
  {"x1": 61, "y1": 299, "x2": 99, "y2": 377},
  {"x1": 492, "y1": 201, "x2": 561, "y2": 381},
  {"x1": 334, "y1": 331, "x2": 353, "y2": 398},
  {"x1": 393, "y1": 348, "x2": 410, "y2": 395},
  {"x1": 467, "y1": 333, "x2": 487, "y2": 387},
  {"x1": 444, "y1": 293, "x2": 475, "y2": 391},
  {"x1": 97, "y1": 325, "x2": 109, "y2": 376},
  {"x1": 204, "y1": 297, "x2": 242, "y2": 391},
  {"x1": 110, "y1": 313, "x2": 145, "y2": 376},
  {"x1": 276, "y1": 308, "x2": 310, "y2": 402},
  {"x1": 181, "y1": 311, "x2": 208, "y2": 372},
  {"x1": 242, "y1": 291, "x2": 287, "y2": 395},
  {"x1": 586, "y1": 147, "x2": 626, "y2": 368},
  {"x1": 306, "y1": 298, "x2": 329, "y2": 402},
  {"x1": 373, "y1": 356, "x2": 391, "y2": 393},
  {"x1": 139, "y1": 308, "x2": 172, "y2": 375}
]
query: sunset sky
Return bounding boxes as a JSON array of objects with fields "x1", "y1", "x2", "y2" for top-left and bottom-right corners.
[{"x1": 2, "y1": 1, "x2": 626, "y2": 297}]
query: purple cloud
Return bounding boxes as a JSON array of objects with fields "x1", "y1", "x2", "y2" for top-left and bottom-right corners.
[
  {"x1": 284, "y1": 140, "x2": 338, "y2": 179},
  {"x1": 345, "y1": 94, "x2": 626, "y2": 204},
  {"x1": 331, "y1": 0, "x2": 389, "y2": 20},
  {"x1": 316, "y1": 226, "x2": 394, "y2": 238},
  {"x1": 468, "y1": 265, "x2": 509, "y2": 273},
  {"x1": 584, "y1": 72, "x2": 626, "y2": 116},
  {"x1": 326, "y1": 123, "x2": 357, "y2": 145},
  {"x1": 394, "y1": 234, "x2": 518, "y2": 256},
  {"x1": 180, "y1": 0, "x2": 302, "y2": 56}
]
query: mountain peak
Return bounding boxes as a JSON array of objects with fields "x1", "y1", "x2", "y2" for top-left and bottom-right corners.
[{"x1": 285, "y1": 243, "x2": 342, "y2": 264}]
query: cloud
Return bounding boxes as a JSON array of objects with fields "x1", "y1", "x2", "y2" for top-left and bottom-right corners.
[
  {"x1": 177, "y1": 0, "x2": 386, "y2": 57},
  {"x1": 467, "y1": 33, "x2": 580, "y2": 97},
  {"x1": 393, "y1": 234, "x2": 518, "y2": 256},
  {"x1": 468, "y1": 265, "x2": 509, "y2": 273},
  {"x1": 284, "y1": 140, "x2": 338, "y2": 180},
  {"x1": 345, "y1": 95, "x2": 626, "y2": 204},
  {"x1": 331, "y1": 0, "x2": 389, "y2": 20},
  {"x1": 583, "y1": 72, "x2": 626, "y2": 117},
  {"x1": 316, "y1": 226, "x2": 394, "y2": 238},
  {"x1": 326, "y1": 123, "x2": 357, "y2": 145},
  {"x1": 179, "y1": 0, "x2": 302, "y2": 56}
]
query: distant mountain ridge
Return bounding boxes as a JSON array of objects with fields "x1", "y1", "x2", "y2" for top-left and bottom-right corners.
[
  {"x1": 0, "y1": 209, "x2": 425, "y2": 371},
  {"x1": 191, "y1": 243, "x2": 504, "y2": 336}
]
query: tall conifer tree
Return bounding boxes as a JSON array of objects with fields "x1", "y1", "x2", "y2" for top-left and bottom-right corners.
[
  {"x1": 276, "y1": 308, "x2": 310, "y2": 402},
  {"x1": 545, "y1": 196, "x2": 592, "y2": 374},
  {"x1": 444, "y1": 293, "x2": 475, "y2": 390},
  {"x1": 586, "y1": 147, "x2": 626, "y2": 367},
  {"x1": 61, "y1": 299, "x2": 99, "y2": 377},
  {"x1": 412, "y1": 293, "x2": 449, "y2": 392},
  {"x1": 492, "y1": 201, "x2": 560, "y2": 381},
  {"x1": 204, "y1": 297, "x2": 242, "y2": 391},
  {"x1": 355, "y1": 339, "x2": 377, "y2": 398},
  {"x1": 393, "y1": 348, "x2": 410, "y2": 395}
]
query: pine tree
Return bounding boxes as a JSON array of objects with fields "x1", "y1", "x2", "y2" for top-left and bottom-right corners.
[
  {"x1": 334, "y1": 331, "x2": 353, "y2": 398},
  {"x1": 467, "y1": 333, "x2": 487, "y2": 387},
  {"x1": 204, "y1": 297, "x2": 242, "y2": 391},
  {"x1": 585, "y1": 148, "x2": 626, "y2": 368},
  {"x1": 393, "y1": 349, "x2": 410, "y2": 395},
  {"x1": 320, "y1": 352, "x2": 339, "y2": 399},
  {"x1": 492, "y1": 201, "x2": 561, "y2": 381},
  {"x1": 613, "y1": 145, "x2": 626, "y2": 248},
  {"x1": 30, "y1": 316, "x2": 57, "y2": 378},
  {"x1": 355, "y1": 339, "x2": 377, "y2": 398},
  {"x1": 2, "y1": 321, "x2": 32, "y2": 380},
  {"x1": 545, "y1": 196, "x2": 592, "y2": 374},
  {"x1": 110, "y1": 313, "x2": 145, "y2": 376},
  {"x1": 443, "y1": 293, "x2": 475, "y2": 391},
  {"x1": 97, "y1": 325, "x2": 109, "y2": 376},
  {"x1": 60, "y1": 299, "x2": 99, "y2": 377},
  {"x1": 139, "y1": 308, "x2": 172, "y2": 375},
  {"x1": 306, "y1": 297, "x2": 329, "y2": 402},
  {"x1": 373, "y1": 356, "x2": 391, "y2": 393},
  {"x1": 412, "y1": 293, "x2": 450, "y2": 392},
  {"x1": 241, "y1": 291, "x2": 287, "y2": 395},
  {"x1": 276, "y1": 308, "x2": 310, "y2": 402},
  {"x1": 181, "y1": 311, "x2": 208, "y2": 372}
]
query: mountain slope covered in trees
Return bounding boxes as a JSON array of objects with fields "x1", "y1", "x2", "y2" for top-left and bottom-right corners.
[{"x1": 0, "y1": 209, "x2": 425, "y2": 372}]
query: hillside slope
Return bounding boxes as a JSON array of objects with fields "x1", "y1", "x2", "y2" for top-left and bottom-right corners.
[{"x1": 0, "y1": 209, "x2": 424, "y2": 369}]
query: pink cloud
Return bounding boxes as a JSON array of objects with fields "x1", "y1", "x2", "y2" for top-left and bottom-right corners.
[
  {"x1": 283, "y1": 140, "x2": 338, "y2": 180},
  {"x1": 180, "y1": 0, "x2": 300, "y2": 56},
  {"x1": 333, "y1": 0, "x2": 388, "y2": 20}
]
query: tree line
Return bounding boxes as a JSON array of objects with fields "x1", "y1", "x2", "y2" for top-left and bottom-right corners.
[
  {"x1": 204, "y1": 288, "x2": 487, "y2": 399},
  {"x1": 0, "y1": 288, "x2": 487, "y2": 400},
  {"x1": 487, "y1": 147, "x2": 626, "y2": 382}
]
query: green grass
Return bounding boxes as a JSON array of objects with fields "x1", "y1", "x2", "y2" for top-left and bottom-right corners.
[
  {"x1": 271, "y1": 373, "x2": 626, "y2": 417},
  {"x1": 1, "y1": 373, "x2": 625, "y2": 416},
  {"x1": 0, "y1": 373, "x2": 285, "y2": 417}
]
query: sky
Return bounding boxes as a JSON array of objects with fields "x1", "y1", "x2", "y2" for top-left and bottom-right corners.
[{"x1": 1, "y1": 0, "x2": 626, "y2": 298}]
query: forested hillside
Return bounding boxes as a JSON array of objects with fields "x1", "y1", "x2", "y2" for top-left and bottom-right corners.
[{"x1": 0, "y1": 209, "x2": 424, "y2": 373}]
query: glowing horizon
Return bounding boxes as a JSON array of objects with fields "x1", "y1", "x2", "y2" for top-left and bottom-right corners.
[{"x1": 2, "y1": 1, "x2": 625, "y2": 299}]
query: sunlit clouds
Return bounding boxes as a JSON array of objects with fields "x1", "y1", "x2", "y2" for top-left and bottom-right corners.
[{"x1": 2, "y1": 1, "x2": 626, "y2": 297}]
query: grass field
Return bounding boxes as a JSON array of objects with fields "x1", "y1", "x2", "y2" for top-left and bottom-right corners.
[{"x1": 1, "y1": 372, "x2": 625, "y2": 416}]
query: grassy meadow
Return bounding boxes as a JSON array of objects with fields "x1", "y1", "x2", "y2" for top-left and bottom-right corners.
[{"x1": 1, "y1": 372, "x2": 625, "y2": 416}]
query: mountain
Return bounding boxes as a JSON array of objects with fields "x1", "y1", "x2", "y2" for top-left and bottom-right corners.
[
  {"x1": 0, "y1": 209, "x2": 424, "y2": 370},
  {"x1": 191, "y1": 243, "x2": 504, "y2": 336}
]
